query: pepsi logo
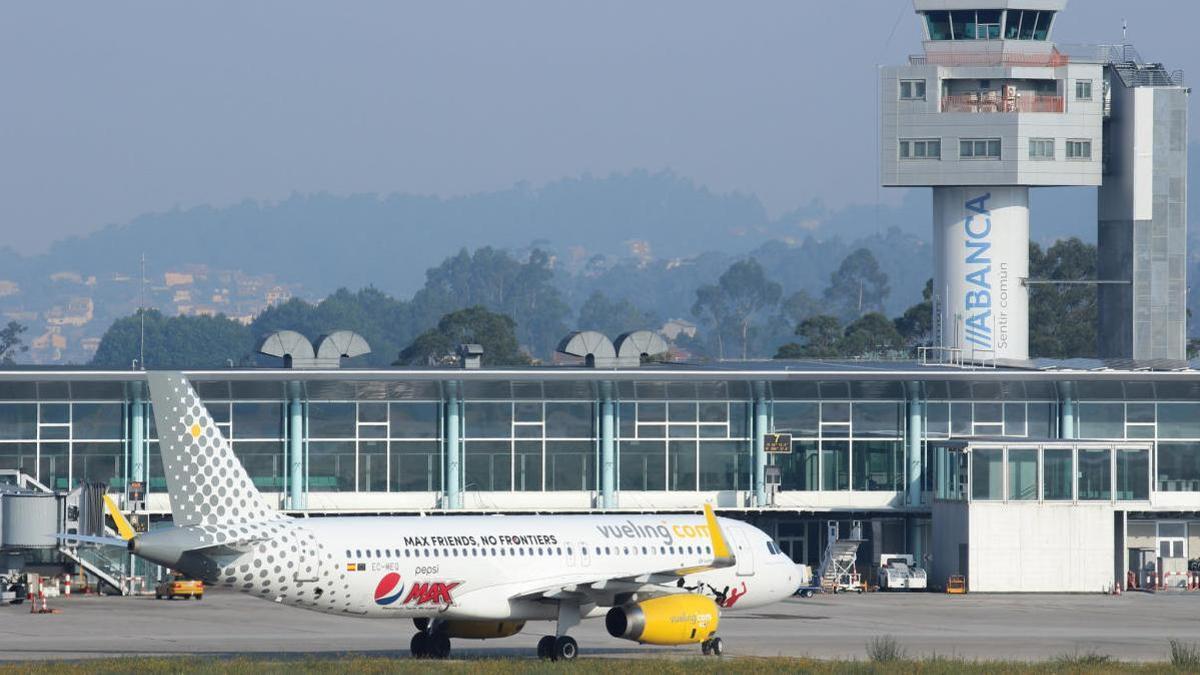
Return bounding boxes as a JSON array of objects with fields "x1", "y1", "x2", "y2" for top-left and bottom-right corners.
[{"x1": 374, "y1": 572, "x2": 405, "y2": 606}]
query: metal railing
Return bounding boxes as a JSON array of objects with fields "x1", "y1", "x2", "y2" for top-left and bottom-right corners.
[
  {"x1": 909, "y1": 49, "x2": 1068, "y2": 68},
  {"x1": 941, "y1": 94, "x2": 1063, "y2": 113}
]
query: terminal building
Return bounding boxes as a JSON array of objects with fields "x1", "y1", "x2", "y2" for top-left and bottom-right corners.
[{"x1": 0, "y1": 0, "x2": 1193, "y2": 596}]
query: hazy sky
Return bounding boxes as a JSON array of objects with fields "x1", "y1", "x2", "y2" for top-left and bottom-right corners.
[{"x1": 2, "y1": 0, "x2": 1195, "y2": 253}]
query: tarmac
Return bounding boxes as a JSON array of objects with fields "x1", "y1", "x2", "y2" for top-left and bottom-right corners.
[{"x1": 2, "y1": 588, "x2": 1198, "y2": 663}]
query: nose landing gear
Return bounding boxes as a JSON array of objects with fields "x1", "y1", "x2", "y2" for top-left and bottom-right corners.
[{"x1": 701, "y1": 636, "x2": 724, "y2": 656}]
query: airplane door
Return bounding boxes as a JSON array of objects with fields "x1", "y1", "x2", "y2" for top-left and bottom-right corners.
[{"x1": 731, "y1": 528, "x2": 755, "y2": 576}]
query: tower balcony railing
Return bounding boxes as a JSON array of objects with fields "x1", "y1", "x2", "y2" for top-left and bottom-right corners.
[
  {"x1": 940, "y1": 94, "x2": 1064, "y2": 113},
  {"x1": 910, "y1": 50, "x2": 1069, "y2": 68}
]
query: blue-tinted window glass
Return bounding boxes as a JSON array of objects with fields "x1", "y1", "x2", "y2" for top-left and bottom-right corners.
[
  {"x1": 926, "y1": 10, "x2": 951, "y2": 40},
  {"x1": 41, "y1": 404, "x2": 69, "y2": 424},
  {"x1": 390, "y1": 402, "x2": 439, "y2": 439},
  {"x1": 698, "y1": 402, "x2": 727, "y2": 423},
  {"x1": 1156, "y1": 403, "x2": 1200, "y2": 438},
  {"x1": 852, "y1": 440, "x2": 902, "y2": 491},
  {"x1": 545, "y1": 402, "x2": 592, "y2": 438},
  {"x1": 638, "y1": 403, "x2": 665, "y2": 423},
  {"x1": 308, "y1": 403, "x2": 355, "y2": 438},
  {"x1": 1116, "y1": 448, "x2": 1149, "y2": 500},
  {"x1": 620, "y1": 440, "x2": 665, "y2": 491},
  {"x1": 1078, "y1": 448, "x2": 1111, "y2": 500},
  {"x1": 464, "y1": 402, "x2": 511, "y2": 438},
  {"x1": 950, "y1": 10, "x2": 973, "y2": 39},
  {"x1": 1032, "y1": 10, "x2": 1053, "y2": 40},
  {"x1": 852, "y1": 403, "x2": 901, "y2": 437},
  {"x1": 0, "y1": 404, "x2": 37, "y2": 440},
  {"x1": 773, "y1": 402, "x2": 818, "y2": 436},
  {"x1": 1019, "y1": 10, "x2": 1037, "y2": 39},
  {"x1": 232, "y1": 403, "x2": 283, "y2": 439},
  {"x1": 667, "y1": 440, "x2": 696, "y2": 491},
  {"x1": 822, "y1": 403, "x2": 850, "y2": 424},
  {"x1": 971, "y1": 448, "x2": 1003, "y2": 500},
  {"x1": 358, "y1": 403, "x2": 388, "y2": 423},
  {"x1": 464, "y1": 440, "x2": 510, "y2": 490},
  {"x1": 821, "y1": 441, "x2": 849, "y2": 491},
  {"x1": 72, "y1": 404, "x2": 123, "y2": 440},
  {"x1": 1028, "y1": 403, "x2": 1055, "y2": 438},
  {"x1": 41, "y1": 442, "x2": 69, "y2": 489},
  {"x1": 1157, "y1": 442, "x2": 1200, "y2": 492},
  {"x1": 699, "y1": 440, "x2": 746, "y2": 491},
  {"x1": 390, "y1": 441, "x2": 440, "y2": 492},
  {"x1": 358, "y1": 440, "x2": 387, "y2": 492},
  {"x1": 0, "y1": 442, "x2": 35, "y2": 476},
  {"x1": 233, "y1": 441, "x2": 283, "y2": 488},
  {"x1": 1008, "y1": 448, "x2": 1038, "y2": 500},
  {"x1": 546, "y1": 441, "x2": 592, "y2": 491},
  {"x1": 951, "y1": 403, "x2": 972, "y2": 435},
  {"x1": 926, "y1": 402, "x2": 949, "y2": 436},
  {"x1": 514, "y1": 440, "x2": 542, "y2": 491},
  {"x1": 309, "y1": 441, "x2": 355, "y2": 491},
  {"x1": 73, "y1": 442, "x2": 122, "y2": 487},
  {"x1": 618, "y1": 403, "x2": 636, "y2": 438},
  {"x1": 1079, "y1": 403, "x2": 1123, "y2": 438},
  {"x1": 1004, "y1": 10, "x2": 1021, "y2": 39},
  {"x1": 1043, "y1": 448, "x2": 1073, "y2": 500},
  {"x1": 778, "y1": 440, "x2": 819, "y2": 491}
]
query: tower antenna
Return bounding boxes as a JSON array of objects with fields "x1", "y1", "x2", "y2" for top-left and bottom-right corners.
[{"x1": 139, "y1": 252, "x2": 146, "y2": 369}]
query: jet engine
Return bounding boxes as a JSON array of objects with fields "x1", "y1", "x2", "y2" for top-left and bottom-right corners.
[{"x1": 605, "y1": 594, "x2": 720, "y2": 645}]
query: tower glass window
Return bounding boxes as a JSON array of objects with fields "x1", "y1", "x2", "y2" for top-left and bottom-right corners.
[
  {"x1": 960, "y1": 139, "x2": 1001, "y2": 159},
  {"x1": 925, "y1": 11, "x2": 950, "y2": 40},
  {"x1": 900, "y1": 80, "x2": 926, "y2": 100},
  {"x1": 1066, "y1": 140, "x2": 1092, "y2": 160},
  {"x1": 900, "y1": 139, "x2": 940, "y2": 159},
  {"x1": 1029, "y1": 138, "x2": 1054, "y2": 160}
]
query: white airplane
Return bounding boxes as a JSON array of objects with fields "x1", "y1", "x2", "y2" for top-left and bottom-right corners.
[{"x1": 77, "y1": 372, "x2": 803, "y2": 661}]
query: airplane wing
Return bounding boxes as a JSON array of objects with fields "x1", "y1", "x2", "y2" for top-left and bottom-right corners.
[{"x1": 507, "y1": 504, "x2": 736, "y2": 605}]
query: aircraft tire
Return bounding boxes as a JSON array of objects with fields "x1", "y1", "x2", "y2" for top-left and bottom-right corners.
[
  {"x1": 410, "y1": 632, "x2": 429, "y2": 658},
  {"x1": 537, "y1": 635, "x2": 555, "y2": 660},
  {"x1": 709, "y1": 637, "x2": 724, "y2": 656},
  {"x1": 701, "y1": 640, "x2": 712, "y2": 656},
  {"x1": 553, "y1": 635, "x2": 578, "y2": 661},
  {"x1": 430, "y1": 634, "x2": 452, "y2": 659}
]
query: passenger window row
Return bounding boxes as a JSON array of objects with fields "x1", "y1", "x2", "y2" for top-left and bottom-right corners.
[{"x1": 344, "y1": 544, "x2": 715, "y2": 560}]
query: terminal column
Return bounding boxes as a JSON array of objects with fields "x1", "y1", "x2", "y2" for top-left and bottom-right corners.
[
  {"x1": 904, "y1": 381, "x2": 924, "y2": 507},
  {"x1": 129, "y1": 382, "x2": 145, "y2": 492},
  {"x1": 599, "y1": 381, "x2": 616, "y2": 509},
  {"x1": 753, "y1": 382, "x2": 768, "y2": 507},
  {"x1": 444, "y1": 381, "x2": 462, "y2": 509},
  {"x1": 1057, "y1": 381, "x2": 1077, "y2": 439},
  {"x1": 287, "y1": 381, "x2": 305, "y2": 509}
]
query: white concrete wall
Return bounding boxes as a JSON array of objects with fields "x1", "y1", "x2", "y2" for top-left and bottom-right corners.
[{"x1": 967, "y1": 501, "x2": 1114, "y2": 592}]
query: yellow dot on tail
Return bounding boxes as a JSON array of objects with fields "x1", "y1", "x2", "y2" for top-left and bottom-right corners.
[{"x1": 190, "y1": 423, "x2": 201, "y2": 439}]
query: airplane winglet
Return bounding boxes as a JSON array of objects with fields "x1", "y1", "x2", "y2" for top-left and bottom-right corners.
[
  {"x1": 703, "y1": 503, "x2": 736, "y2": 568},
  {"x1": 103, "y1": 494, "x2": 137, "y2": 541}
]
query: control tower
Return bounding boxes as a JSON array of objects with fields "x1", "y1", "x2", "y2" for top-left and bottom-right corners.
[{"x1": 881, "y1": 0, "x2": 1188, "y2": 362}]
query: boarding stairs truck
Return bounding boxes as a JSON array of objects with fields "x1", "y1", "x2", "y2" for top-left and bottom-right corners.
[{"x1": 813, "y1": 520, "x2": 865, "y2": 594}]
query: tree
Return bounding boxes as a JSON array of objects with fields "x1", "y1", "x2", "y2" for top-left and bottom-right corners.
[
  {"x1": 1029, "y1": 238, "x2": 1097, "y2": 358},
  {"x1": 91, "y1": 310, "x2": 256, "y2": 368},
  {"x1": 838, "y1": 312, "x2": 904, "y2": 356},
  {"x1": 894, "y1": 278, "x2": 933, "y2": 347},
  {"x1": 410, "y1": 247, "x2": 569, "y2": 357},
  {"x1": 0, "y1": 321, "x2": 28, "y2": 365},
  {"x1": 776, "y1": 315, "x2": 843, "y2": 358},
  {"x1": 691, "y1": 258, "x2": 782, "y2": 359},
  {"x1": 576, "y1": 291, "x2": 660, "y2": 338},
  {"x1": 252, "y1": 287, "x2": 412, "y2": 367},
  {"x1": 823, "y1": 248, "x2": 890, "y2": 322},
  {"x1": 396, "y1": 306, "x2": 530, "y2": 366}
]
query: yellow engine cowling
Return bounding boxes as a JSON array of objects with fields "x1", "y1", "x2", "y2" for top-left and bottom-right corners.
[
  {"x1": 605, "y1": 594, "x2": 720, "y2": 646},
  {"x1": 441, "y1": 620, "x2": 526, "y2": 639}
]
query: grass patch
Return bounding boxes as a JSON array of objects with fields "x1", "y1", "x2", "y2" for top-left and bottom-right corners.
[
  {"x1": 865, "y1": 635, "x2": 906, "y2": 662},
  {"x1": 0, "y1": 655, "x2": 1193, "y2": 675},
  {"x1": 1169, "y1": 639, "x2": 1200, "y2": 670},
  {"x1": 1052, "y1": 647, "x2": 1112, "y2": 666}
]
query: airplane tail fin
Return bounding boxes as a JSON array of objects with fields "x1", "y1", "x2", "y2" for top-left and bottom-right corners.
[{"x1": 146, "y1": 372, "x2": 277, "y2": 527}]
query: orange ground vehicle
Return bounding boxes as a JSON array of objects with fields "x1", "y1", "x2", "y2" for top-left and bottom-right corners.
[{"x1": 155, "y1": 576, "x2": 204, "y2": 600}]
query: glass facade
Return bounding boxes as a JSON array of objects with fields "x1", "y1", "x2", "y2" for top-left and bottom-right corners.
[{"x1": 0, "y1": 374, "x2": 1195, "y2": 508}]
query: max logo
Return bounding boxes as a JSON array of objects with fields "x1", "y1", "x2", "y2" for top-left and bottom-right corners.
[
  {"x1": 374, "y1": 572, "x2": 405, "y2": 606},
  {"x1": 721, "y1": 582, "x2": 748, "y2": 608},
  {"x1": 403, "y1": 581, "x2": 461, "y2": 606}
]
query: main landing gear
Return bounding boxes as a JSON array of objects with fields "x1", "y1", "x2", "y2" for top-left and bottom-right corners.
[
  {"x1": 536, "y1": 634, "x2": 578, "y2": 661},
  {"x1": 701, "y1": 636, "x2": 724, "y2": 656},
  {"x1": 410, "y1": 619, "x2": 451, "y2": 659}
]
